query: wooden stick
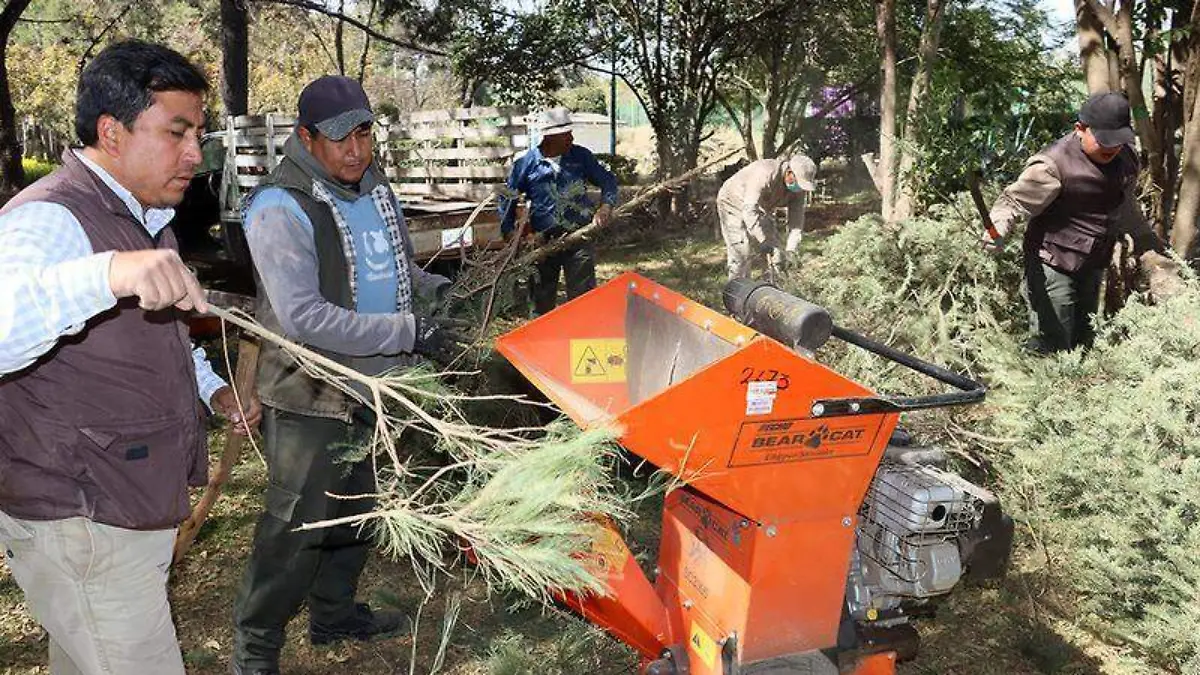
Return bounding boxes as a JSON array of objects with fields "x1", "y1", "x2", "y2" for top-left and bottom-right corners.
[
  {"x1": 477, "y1": 218, "x2": 527, "y2": 339},
  {"x1": 173, "y1": 335, "x2": 261, "y2": 564},
  {"x1": 421, "y1": 194, "x2": 496, "y2": 271},
  {"x1": 446, "y1": 147, "x2": 742, "y2": 315}
]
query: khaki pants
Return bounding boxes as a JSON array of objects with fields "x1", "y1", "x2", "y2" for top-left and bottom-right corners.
[
  {"x1": 0, "y1": 509, "x2": 184, "y2": 675},
  {"x1": 717, "y1": 198, "x2": 787, "y2": 281}
]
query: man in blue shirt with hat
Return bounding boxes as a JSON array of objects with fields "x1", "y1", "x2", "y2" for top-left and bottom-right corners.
[{"x1": 499, "y1": 107, "x2": 619, "y2": 315}]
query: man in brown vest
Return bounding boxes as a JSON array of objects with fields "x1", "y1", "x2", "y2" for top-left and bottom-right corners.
[
  {"x1": 985, "y1": 92, "x2": 1169, "y2": 353},
  {"x1": 0, "y1": 41, "x2": 261, "y2": 674}
]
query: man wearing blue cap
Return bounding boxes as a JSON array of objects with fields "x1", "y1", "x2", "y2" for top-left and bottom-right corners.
[
  {"x1": 231, "y1": 75, "x2": 465, "y2": 674},
  {"x1": 985, "y1": 92, "x2": 1171, "y2": 353}
]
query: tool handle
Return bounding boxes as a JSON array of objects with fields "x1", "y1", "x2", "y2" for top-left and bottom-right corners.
[
  {"x1": 967, "y1": 171, "x2": 1002, "y2": 241},
  {"x1": 809, "y1": 325, "x2": 987, "y2": 418}
]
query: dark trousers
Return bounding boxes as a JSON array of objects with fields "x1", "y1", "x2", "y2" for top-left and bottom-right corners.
[
  {"x1": 530, "y1": 241, "x2": 596, "y2": 316},
  {"x1": 1021, "y1": 256, "x2": 1104, "y2": 354},
  {"x1": 233, "y1": 408, "x2": 376, "y2": 669}
]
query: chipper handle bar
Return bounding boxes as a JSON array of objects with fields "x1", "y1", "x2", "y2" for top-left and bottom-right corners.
[
  {"x1": 814, "y1": 324, "x2": 986, "y2": 417},
  {"x1": 722, "y1": 279, "x2": 986, "y2": 419}
]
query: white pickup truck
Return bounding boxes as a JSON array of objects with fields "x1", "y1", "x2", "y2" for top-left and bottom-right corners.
[{"x1": 173, "y1": 108, "x2": 524, "y2": 291}]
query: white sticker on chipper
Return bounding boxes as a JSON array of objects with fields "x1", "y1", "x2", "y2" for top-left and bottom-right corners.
[{"x1": 745, "y1": 380, "x2": 778, "y2": 415}]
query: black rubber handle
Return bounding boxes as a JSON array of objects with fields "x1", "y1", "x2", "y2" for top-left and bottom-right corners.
[{"x1": 808, "y1": 324, "x2": 987, "y2": 418}]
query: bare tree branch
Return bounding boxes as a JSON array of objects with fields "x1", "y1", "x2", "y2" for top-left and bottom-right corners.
[
  {"x1": 251, "y1": 0, "x2": 445, "y2": 56},
  {"x1": 357, "y1": 0, "x2": 377, "y2": 82},
  {"x1": 16, "y1": 15, "x2": 71, "y2": 24},
  {"x1": 334, "y1": 0, "x2": 346, "y2": 75},
  {"x1": 302, "y1": 10, "x2": 340, "y2": 71},
  {"x1": 77, "y1": 1, "x2": 136, "y2": 72}
]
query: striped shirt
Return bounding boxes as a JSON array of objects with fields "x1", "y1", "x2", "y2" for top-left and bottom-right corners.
[{"x1": 0, "y1": 150, "x2": 226, "y2": 406}]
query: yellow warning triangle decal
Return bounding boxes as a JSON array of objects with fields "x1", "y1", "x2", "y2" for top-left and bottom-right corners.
[{"x1": 574, "y1": 345, "x2": 606, "y2": 377}]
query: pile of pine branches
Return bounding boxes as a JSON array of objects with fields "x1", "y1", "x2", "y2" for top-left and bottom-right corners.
[{"x1": 780, "y1": 198, "x2": 1200, "y2": 669}]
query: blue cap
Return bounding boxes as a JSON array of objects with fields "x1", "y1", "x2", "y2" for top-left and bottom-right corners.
[{"x1": 297, "y1": 75, "x2": 374, "y2": 141}]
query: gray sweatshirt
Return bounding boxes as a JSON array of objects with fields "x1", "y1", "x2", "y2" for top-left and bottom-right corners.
[{"x1": 243, "y1": 135, "x2": 449, "y2": 357}]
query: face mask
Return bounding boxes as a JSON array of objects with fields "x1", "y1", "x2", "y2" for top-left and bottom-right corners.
[{"x1": 786, "y1": 178, "x2": 804, "y2": 193}]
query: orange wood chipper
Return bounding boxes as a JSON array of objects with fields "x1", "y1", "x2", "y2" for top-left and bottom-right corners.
[{"x1": 495, "y1": 272, "x2": 1013, "y2": 675}]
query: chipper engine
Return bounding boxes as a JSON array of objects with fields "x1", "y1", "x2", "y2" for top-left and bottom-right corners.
[{"x1": 496, "y1": 273, "x2": 1013, "y2": 675}]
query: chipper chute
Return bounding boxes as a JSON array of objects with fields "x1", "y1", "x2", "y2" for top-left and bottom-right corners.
[{"x1": 496, "y1": 272, "x2": 1012, "y2": 675}]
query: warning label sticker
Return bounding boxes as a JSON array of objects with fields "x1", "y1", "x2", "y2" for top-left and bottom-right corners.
[
  {"x1": 689, "y1": 623, "x2": 719, "y2": 669},
  {"x1": 728, "y1": 417, "x2": 882, "y2": 467},
  {"x1": 569, "y1": 339, "x2": 627, "y2": 383}
]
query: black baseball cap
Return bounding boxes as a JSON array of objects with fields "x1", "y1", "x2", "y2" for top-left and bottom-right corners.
[
  {"x1": 297, "y1": 75, "x2": 374, "y2": 141},
  {"x1": 1078, "y1": 92, "x2": 1135, "y2": 148}
]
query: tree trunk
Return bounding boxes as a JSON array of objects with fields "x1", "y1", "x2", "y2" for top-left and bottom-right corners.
[
  {"x1": 219, "y1": 0, "x2": 249, "y2": 117},
  {"x1": 1151, "y1": 11, "x2": 1185, "y2": 238},
  {"x1": 334, "y1": 0, "x2": 346, "y2": 75},
  {"x1": 656, "y1": 136, "x2": 687, "y2": 215},
  {"x1": 743, "y1": 96, "x2": 759, "y2": 161},
  {"x1": 1075, "y1": 0, "x2": 1112, "y2": 93},
  {"x1": 654, "y1": 132, "x2": 677, "y2": 217},
  {"x1": 761, "y1": 55, "x2": 782, "y2": 159},
  {"x1": 891, "y1": 0, "x2": 946, "y2": 222},
  {"x1": 876, "y1": 0, "x2": 897, "y2": 221},
  {"x1": 1085, "y1": 0, "x2": 1168, "y2": 233},
  {"x1": 0, "y1": 0, "x2": 30, "y2": 195},
  {"x1": 1171, "y1": 0, "x2": 1200, "y2": 262},
  {"x1": 1115, "y1": 1, "x2": 1167, "y2": 226},
  {"x1": 1172, "y1": 93, "x2": 1200, "y2": 261},
  {"x1": 762, "y1": 105, "x2": 779, "y2": 159}
]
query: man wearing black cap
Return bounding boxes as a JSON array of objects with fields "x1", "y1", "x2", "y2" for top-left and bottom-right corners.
[
  {"x1": 231, "y1": 75, "x2": 465, "y2": 674},
  {"x1": 985, "y1": 92, "x2": 1169, "y2": 353}
]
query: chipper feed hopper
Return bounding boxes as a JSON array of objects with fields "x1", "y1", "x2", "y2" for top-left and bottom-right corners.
[{"x1": 495, "y1": 272, "x2": 1013, "y2": 675}]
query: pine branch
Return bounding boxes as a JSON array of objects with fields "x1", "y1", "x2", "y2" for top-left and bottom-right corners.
[
  {"x1": 523, "y1": 147, "x2": 739, "y2": 265},
  {"x1": 199, "y1": 306, "x2": 632, "y2": 599},
  {"x1": 440, "y1": 148, "x2": 740, "y2": 320}
]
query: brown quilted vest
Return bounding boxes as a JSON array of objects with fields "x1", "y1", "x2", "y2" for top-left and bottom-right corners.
[
  {"x1": 1024, "y1": 132, "x2": 1139, "y2": 273},
  {"x1": 0, "y1": 150, "x2": 206, "y2": 530}
]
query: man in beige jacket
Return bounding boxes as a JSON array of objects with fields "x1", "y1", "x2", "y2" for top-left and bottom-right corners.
[{"x1": 718, "y1": 154, "x2": 817, "y2": 280}]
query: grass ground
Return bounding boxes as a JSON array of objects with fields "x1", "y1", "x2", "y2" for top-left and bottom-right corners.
[{"x1": 0, "y1": 199, "x2": 1153, "y2": 675}]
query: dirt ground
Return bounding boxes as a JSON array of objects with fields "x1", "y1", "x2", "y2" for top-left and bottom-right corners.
[{"x1": 0, "y1": 200, "x2": 1148, "y2": 675}]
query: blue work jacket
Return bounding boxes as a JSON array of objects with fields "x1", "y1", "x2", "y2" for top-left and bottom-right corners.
[{"x1": 498, "y1": 144, "x2": 618, "y2": 235}]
